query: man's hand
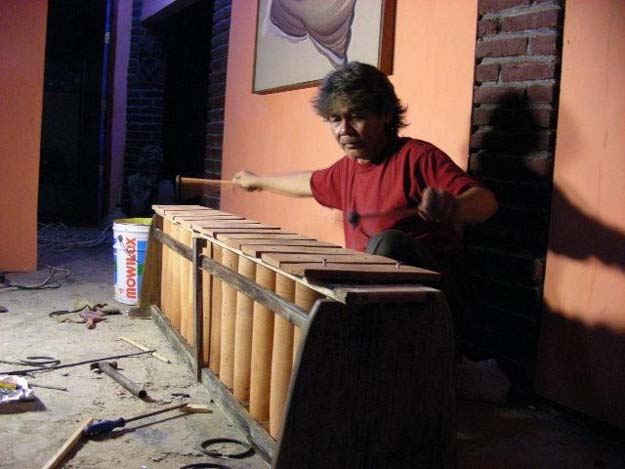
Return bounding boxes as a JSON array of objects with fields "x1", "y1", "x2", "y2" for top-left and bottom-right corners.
[
  {"x1": 231, "y1": 170, "x2": 313, "y2": 197},
  {"x1": 232, "y1": 170, "x2": 262, "y2": 191},
  {"x1": 418, "y1": 186, "x2": 498, "y2": 225},
  {"x1": 417, "y1": 187, "x2": 459, "y2": 224}
]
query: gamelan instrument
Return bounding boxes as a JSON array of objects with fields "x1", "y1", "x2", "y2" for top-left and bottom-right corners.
[{"x1": 141, "y1": 204, "x2": 455, "y2": 468}]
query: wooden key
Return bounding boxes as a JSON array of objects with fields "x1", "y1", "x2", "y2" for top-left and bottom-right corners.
[
  {"x1": 281, "y1": 263, "x2": 440, "y2": 282},
  {"x1": 199, "y1": 226, "x2": 283, "y2": 237},
  {"x1": 241, "y1": 245, "x2": 353, "y2": 258},
  {"x1": 228, "y1": 239, "x2": 334, "y2": 250},
  {"x1": 191, "y1": 219, "x2": 262, "y2": 228},
  {"x1": 260, "y1": 253, "x2": 396, "y2": 268}
]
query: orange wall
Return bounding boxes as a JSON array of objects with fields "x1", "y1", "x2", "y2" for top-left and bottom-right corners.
[
  {"x1": 536, "y1": 0, "x2": 625, "y2": 428},
  {"x1": 220, "y1": 0, "x2": 477, "y2": 245},
  {"x1": 0, "y1": 0, "x2": 48, "y2": 271}
]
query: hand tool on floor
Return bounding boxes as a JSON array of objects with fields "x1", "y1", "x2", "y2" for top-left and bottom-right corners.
[
  {"x1": 0, "y1": 349, "x2": 154, "y2": 376},
  {"x1": 119, "y1": 336, "x2": 171, "y2": 363},
  {"x1": 42, "y1": 417, "x2": 93, "y2": 469},
  {"x1": 30, "y1": 382, "x2": 68, "y2": 392},
  {"x1": 90, "y1": 361, "x2": 147, "y2": 398},
  {"x1": 83, "y1": 402, "x2": 190, "y2": 437}
]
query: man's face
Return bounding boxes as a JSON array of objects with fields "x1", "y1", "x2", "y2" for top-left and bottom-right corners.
[{"x1": 328, "y1": 106, "x2": 390, "y2": 163}]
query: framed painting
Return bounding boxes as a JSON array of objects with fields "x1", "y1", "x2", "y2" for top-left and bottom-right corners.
[{"x1": 252, "y1": 0, "x2": 396, "y2": 94}]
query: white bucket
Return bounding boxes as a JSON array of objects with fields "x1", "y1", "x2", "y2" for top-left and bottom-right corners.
[{"x1": 113, "y1": 218, "x2": 151, "y2": 305}]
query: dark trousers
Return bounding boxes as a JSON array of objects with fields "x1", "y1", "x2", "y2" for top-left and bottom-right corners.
[{"x1": 366, "y1": 230, "x2": 471, "y2": 353}]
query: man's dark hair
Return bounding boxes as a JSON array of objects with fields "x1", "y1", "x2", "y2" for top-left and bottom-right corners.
[{"x1": 312, "y1": 62, "x2": 407, "y2": 134}]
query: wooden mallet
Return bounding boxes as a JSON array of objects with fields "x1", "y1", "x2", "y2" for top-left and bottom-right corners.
[{"x1": 176, "y1": 175, "x2": 235, "y2": 202}]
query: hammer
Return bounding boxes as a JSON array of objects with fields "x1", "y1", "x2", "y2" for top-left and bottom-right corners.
[
  {"x1": 175, "y1": 175, "x2": 234, "y2": 202},
  {"x1": 90, "y1": 361, "x2": 147, "y2": 399}
]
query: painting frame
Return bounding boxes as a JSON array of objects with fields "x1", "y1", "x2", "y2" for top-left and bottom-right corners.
[{"x1": 252, "y1": 0, "x2": 396, "y2": 95}]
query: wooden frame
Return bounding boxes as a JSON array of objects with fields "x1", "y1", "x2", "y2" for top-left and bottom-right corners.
[
  {"x1": 144, "y1": 206, "x2": 455, "y2": 467},
  {"x1": 252, "y1": 0, "x2": 396, "y2": 94}
]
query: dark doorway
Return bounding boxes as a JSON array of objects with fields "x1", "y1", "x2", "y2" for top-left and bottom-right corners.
[
  {"x1": 38, "y1": 0, "x2": 110, "y2": 225},
  {"x1": 162, "y1": 1, "x2": 212, "y2": 181}
]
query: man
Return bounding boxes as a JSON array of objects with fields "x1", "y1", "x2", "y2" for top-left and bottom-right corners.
[{"x1": 233, "y1": 62, "x2": 497, "y2": 338}]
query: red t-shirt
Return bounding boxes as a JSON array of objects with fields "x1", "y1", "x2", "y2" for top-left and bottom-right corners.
[{"x1": 310, "y1": 138, "x2": 481, "y2": 252}]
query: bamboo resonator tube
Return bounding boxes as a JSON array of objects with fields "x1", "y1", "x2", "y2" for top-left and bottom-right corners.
[
  {"x1": 208, "y1": 244, "x2": 222, "y2": 373},
  {"x1": 249, "y1": 265, "x2": 275, "y2": 426},
  {"x1": 159, "y1": 217, "x2": 195, "y2": 345},
  {"x1": 233, "y1": 257, "x2": 256, "y2": 401},
  {"x1": 269, "y1": 274, "x2": 296, "y2": 437},
  {"x1": 220, "y1": 248, "x2": 239, "y2": 389}
]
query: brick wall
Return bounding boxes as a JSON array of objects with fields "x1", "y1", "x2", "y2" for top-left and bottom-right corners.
[
  {"x1": 122, "y1": 0, "x2": 231, "y2": 212},
  {"x1": 465, "y1": 0, "x2": 564, "y2": 393},
  {"x1": 202, "y1": 0, "x2": 231, "y2": 208},
  {"x1": 122, "y1": 0, "x2": 166, "y2": 214},
  {"x1": 125, "y1": 0, "x2": 165, "y2": 179}
]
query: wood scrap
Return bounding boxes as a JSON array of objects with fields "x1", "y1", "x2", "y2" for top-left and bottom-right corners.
[
  {"x1": 180, "y1": 404, "x2": 213, "y2": 413},
  {"x1": 119, "y1": 336, "x2": 171, "y2": 363},
  {"x1": 42, "y1": 417, "x2": 93, "y2": 469}
]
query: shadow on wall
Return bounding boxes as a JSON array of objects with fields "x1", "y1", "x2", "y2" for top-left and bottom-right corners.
[
  {"x1": 535, "y1": 105, "x2": 625, "y2": 429},
  {"x1": 125, "y1": 144, "x2": 175, "y2": 217},
  {"x1": 474, "y1": 95, "x2": 625, "y2": 270},
  {"x1": 536, "y1": 307, "x2": 625, "y2": 429},
  {"x1": 549, "y1": 182, "x2": 625, "y2": 270},
  {"x1": 465, "y1": 93, "x2": 625, "y2": 396}
]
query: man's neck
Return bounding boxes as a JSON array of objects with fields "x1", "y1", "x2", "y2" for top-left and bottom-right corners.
[{"x1": 356, "y1": 134, "x2": 400, "y2": 164}]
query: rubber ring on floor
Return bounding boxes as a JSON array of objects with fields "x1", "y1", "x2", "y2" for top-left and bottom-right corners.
[
  {"x1": 22, "y1": 356, "x2": 60, "y2": 367},
  {"x1": 199, "y1": 437, "x2": 254, "y2": 459}
]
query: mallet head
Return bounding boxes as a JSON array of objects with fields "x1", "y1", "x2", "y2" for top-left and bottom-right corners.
[
  {"x1": 346, "y1": 210, "x2": 360, "y2": 227},
  {"x1": 90, "y1": 360, "x2": 119, "y2": 372}
]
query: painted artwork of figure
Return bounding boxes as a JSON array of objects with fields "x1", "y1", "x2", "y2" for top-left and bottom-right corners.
[
  {"x1": 263, "y1": 0, "x2": 357, "y2": 69},
  {"x1": 253, "y1": 0, "x2": 393, "y2": 93}
]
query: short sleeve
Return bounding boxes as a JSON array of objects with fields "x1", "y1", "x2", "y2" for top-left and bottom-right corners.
[
  {"x1": 417, "y1": 145, "x2": 481, "y2": 197},
  {"x1": 310, "y1": 158, "x2": 347, "y2": 210}
]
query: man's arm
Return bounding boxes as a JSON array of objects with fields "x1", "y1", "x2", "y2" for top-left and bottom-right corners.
[
  {"x1": 418, "y1": 186, "x2": 498, "y2": 225},
  {"x1": 232, "y1": 170, "x2": 313, "y2": 197},
  {"x1": 454, "y1": 186, "x2": 498, "y2": 224}
]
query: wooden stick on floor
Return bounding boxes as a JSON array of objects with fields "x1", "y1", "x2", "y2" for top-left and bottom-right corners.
[
  {"x1": 42, "y1": 417, "x2": 93, "y2": 469},
  {"x1": 119, "y1": 336, "x2": 171, "y2": 363}
]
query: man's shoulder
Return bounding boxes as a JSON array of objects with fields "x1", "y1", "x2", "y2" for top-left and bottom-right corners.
[
  {"x1": 315, "y1": 155, "x2": 351, "y2": 171},
  {"x1": 394, "y1": 137, "x2": 444, "y2": 160}
]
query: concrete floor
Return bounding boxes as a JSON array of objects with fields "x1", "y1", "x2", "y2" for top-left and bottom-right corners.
[{"x1": 0, "y1": 228, "x2": 623, "y2": 468}]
